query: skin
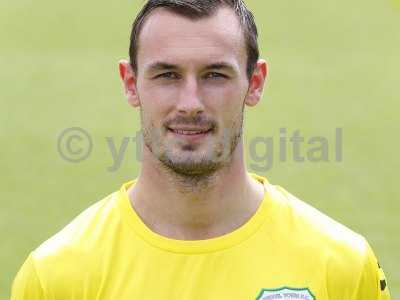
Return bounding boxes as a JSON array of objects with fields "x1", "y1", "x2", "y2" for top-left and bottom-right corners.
[{"x1": 119, "y1": 6, "x2": 268, "y2": 240}]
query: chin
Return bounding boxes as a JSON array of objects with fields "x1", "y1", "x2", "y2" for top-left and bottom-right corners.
[{"x1": 159, "y1": 151, "x2": 223, "y2": 177}]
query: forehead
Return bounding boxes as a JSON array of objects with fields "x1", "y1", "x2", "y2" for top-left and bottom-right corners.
[{"x1": 137, "y1": 7, "x2": 246, "y2": 69}]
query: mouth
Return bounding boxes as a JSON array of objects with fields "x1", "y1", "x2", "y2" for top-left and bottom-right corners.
[{"x1": 167, "y1": 127, "x2": 213, "y2": 140}]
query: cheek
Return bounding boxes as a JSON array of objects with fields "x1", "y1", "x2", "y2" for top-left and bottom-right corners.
[
  {"x1": 203, "y1": 82, "x2": 247, "y2": 123},
  {"x1": 138, "y1": 83, "x2": 177, "y2": 127},
  {"x1": 204, "y1": 77, "x2": 248, "y2": 103}
]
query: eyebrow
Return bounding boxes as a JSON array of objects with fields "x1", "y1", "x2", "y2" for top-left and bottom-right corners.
[
  {"x1": 204, "y1": 62, "x2": 236, "y2": 72},
  {"x1": 146, "y1": 61, "x2": 237, "y2": 73},
  {"x1": 147, "y1": 62, "x2": 179, "y2": 72}
]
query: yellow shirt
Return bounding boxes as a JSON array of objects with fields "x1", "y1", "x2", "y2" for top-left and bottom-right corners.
[{"x1": 11, "y1": 174, "x2": 391, "y2": 300}]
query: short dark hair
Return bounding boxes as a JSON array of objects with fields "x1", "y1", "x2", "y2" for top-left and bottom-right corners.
[{"x1": 129, "y1": 0, "x2": 259, "y2": 80}]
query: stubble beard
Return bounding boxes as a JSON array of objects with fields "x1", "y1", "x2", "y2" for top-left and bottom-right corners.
[{"x1": 141, "y1": 108, "x2": 244, "y2": 181}]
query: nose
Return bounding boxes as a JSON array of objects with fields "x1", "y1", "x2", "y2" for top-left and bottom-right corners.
[{"x1": 176, "y1": 76, "x2": 205, "y2": 116}]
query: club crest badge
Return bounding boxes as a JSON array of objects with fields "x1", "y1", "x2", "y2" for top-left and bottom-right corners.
[{"x1": 256, "y1": 287, "x2": 316, "y2": 300}]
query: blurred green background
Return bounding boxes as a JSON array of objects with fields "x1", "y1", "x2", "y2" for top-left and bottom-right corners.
[{"x1": 1, "y1": 0, "x2": 398, "y2": 298}]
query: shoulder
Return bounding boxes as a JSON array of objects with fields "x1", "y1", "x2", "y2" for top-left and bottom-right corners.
[
  {"x1": 264, "y1": 183, "x2": 385, "y2": 298},
  {"x1": 12, "y1": 189, "x2": 125, "y2": 298},
  {"x1": 30, "y1": 190, "x2": 122, "y2": 286},
  {"x1": 33, "y1": 190, "x2": 121, "y2": 259},
  {"x1": 266, "y1": 183, "x2": 368, "y2": 256}
]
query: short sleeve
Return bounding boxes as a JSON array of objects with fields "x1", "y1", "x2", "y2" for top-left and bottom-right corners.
[
  {"x1": 11, "y1": 254, "x2": 47, "y2": 300},
  {"x1": 352, "y1": 241, "x2": 391, "y2": 300}
]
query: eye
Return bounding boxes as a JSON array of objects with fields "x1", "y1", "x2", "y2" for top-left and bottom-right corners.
[
  {"x1": 204, "y1": 72, "x2": 228, "y2": 80},
  {"x1": 155, "y1": 72, "x2": 180, "y2": 80}
]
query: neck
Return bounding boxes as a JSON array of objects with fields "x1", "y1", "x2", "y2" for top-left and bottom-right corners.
[{"x1": 127, "y1": 140, "x2": 265, "y2": 240}]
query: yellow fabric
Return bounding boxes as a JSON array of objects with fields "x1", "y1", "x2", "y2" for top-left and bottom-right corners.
[{"x1": 11, "y1": 174, "x2": 391, "y2": 300}]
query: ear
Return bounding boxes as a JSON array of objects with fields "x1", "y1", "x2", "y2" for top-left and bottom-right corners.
[
  {"x1": 245, "y1": 59, "x2": 268, "y2": 107},
  {"x1": 118, "y1": 59, "x2": 140, "y2": 107}
]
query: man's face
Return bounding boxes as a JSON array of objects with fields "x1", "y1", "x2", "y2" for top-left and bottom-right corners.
[{"x1": 131, "y1": 7, "x2": 253, "y2": 176}]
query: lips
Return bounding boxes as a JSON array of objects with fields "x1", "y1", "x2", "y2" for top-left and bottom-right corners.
[
  {"x1": 174, "y1": 130, "x2": 204, "y2": 135},
  {"x1": 167, "y1": 127, "x2": 213, "y2": 136}
]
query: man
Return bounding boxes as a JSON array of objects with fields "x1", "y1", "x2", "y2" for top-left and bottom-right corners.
[{"x1": 12, "y1": 0, "x2": 391, "y2": 299}]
